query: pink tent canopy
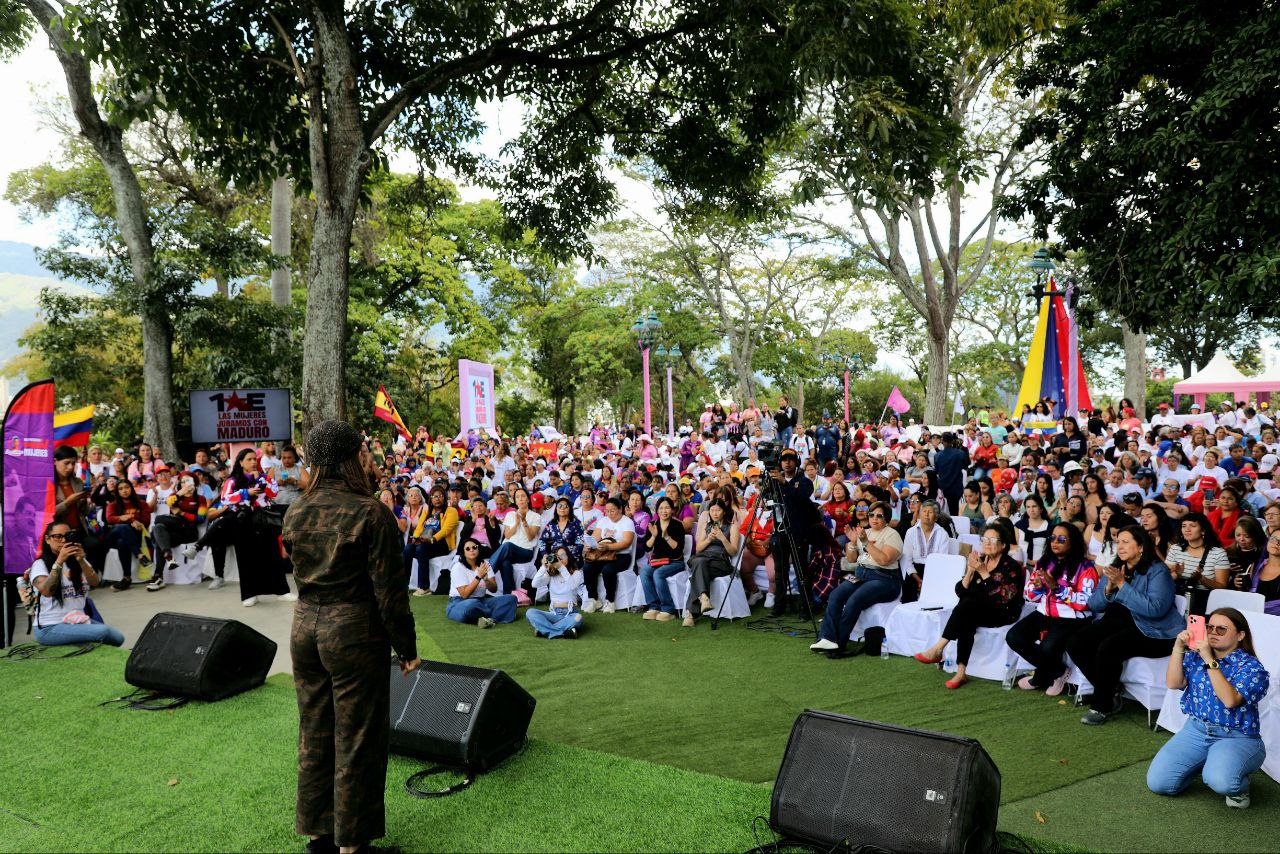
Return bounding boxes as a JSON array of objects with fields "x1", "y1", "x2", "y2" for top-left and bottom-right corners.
[{"x1": 1172, "y1": 353, "x2": 1280, "y2": 408}]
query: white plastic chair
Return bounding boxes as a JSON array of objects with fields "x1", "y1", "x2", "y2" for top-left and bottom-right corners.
[
  {"x1": 942, "y1": 602, "x2": 1035, "y2": 683},
  {"x1": 952, "y1": 516, "x2": 971, "y2": 537},
  {"x1": 958, "y1": 533, "x2": 982, "y2": 553},
  {"x1": 884, "y1": 553, "x2": 966, "y2": 657},
  {"x1": 1206, "y1": 589, "x2": 1266, "y2": 614}
]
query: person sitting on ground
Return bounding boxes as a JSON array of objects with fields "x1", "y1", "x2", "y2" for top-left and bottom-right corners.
[
  {"x1": 27, "y1": 522, "x2": 123, "y2": 646},
  {"x1": 1147, "y1": 607, "x2": 1269, "y2": 809},
  {"x1": 1006, "y1": 523, "x2": 1097, "y2": 695},
  {"x1": 682, "y1": 499, "x2": 741, "y2": 627},
  {"x1": 914, "y1": 523, "x2": 1024, "y2": 688},
  {"x1": 104, "y1": 479, "x2": 152, "y2": 591},
  {"x1": 444, "y1": 538, "x2": 518, "y2": 628},
  {"x1": 527, "y1": 546, "x2": 589, "y2": 639},
  {"x1": 809, "y1": 501, "x2": 903, "y2": 659},
  {"x1": 1068, "y1": 525, "x2": 1182, "y2": 725}
]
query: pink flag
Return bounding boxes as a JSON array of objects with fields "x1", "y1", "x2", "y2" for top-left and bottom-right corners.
[{"x1": 886, "y1": 385, "x2": 910, "y2": 415}]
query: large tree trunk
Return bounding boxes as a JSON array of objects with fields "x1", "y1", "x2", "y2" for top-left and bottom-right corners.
[
  {"x1": 793, "y1": 379, "x2": 806, "y2": 426},
  {"x1": 27, "y1": 0, "x2": 177, "y2": 454},
  {"x1": 1122, "y1": 321, "x2": 1148, "y2": 418},
  {"x1": 300, "y1": 7, "x2": 370, "y2": 432},
  {"x1": 270, "y1": 174, "x2": 292, "y2": 306},
  {"x1": 924, "y1": 321, "x2": 950, "y2": 426}
]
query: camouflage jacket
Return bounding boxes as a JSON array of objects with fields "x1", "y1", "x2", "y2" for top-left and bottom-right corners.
[{"x1": 282, "y1": 482, "x2": 418, "y2": 662}]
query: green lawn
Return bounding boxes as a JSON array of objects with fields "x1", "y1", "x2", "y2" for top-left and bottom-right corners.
[{"x1": 0, "y1": 599, "x2": 1272, "y2": 853}]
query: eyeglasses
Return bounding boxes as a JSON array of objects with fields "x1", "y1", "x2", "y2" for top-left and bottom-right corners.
[
  {"x1": 980, "y1": 537, "x2": 1003, "y2": 545},
  {"x1": 46, "y1": 533, "x2": 67, "y2": 541},
  {"x1": 1206, "y1": 624, "x2": 1232, "y2": 637}
]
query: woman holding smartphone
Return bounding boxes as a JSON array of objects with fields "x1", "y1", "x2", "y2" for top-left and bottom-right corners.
[{"x1": 1147, "y1": 607, "x2": 1269, "y2": 809}]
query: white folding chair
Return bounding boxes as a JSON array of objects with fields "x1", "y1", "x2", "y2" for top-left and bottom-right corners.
[
  {"x1": 942, "y1": 602, "x2": 1035, "y2": 683},
  {"x1": 958, "y1": 533, "x2": 982, "y2": 553},
  {"x1": 952, "y1": 516, "x2": 971, "y2": 537},
  {"x1": 884, "y1": 554, "x2": 965, "y2": 657},
  {"x1": 1206, "y1": 589, "x2": 1266, "y2": 614}
]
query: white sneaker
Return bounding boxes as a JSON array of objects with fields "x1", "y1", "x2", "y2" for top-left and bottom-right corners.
[
  {"x1": 601, "y1": 601, "x2": 616, "y2": 614},
  {"x1": 477, "y1": 616, "x2": 496, "y2": 629},
  {"x1": 280, "y1": 592, "x2": 298, "y2": 602},
  {"x1": 241, "y1": 596, "x2": 258, "y2": 607},
  {"x1": 582, "y1": 599, "x2": 599, "y2": 614},
  {"x1": 207, "y1": 577, "x2": 226, "y2": 590},
  {"x1": 764, "y1": 592, "x2": 775, "y2": 609},
  {"x1": 810, "y1": 638, "x2": 838, "y2": 651},
  {"x1": 1226, "y1": 793, "x2": 1250, "y2": 809},
  {"x1": 411, "y1": 588, "x2": 429, "y2": 597},
  {"x1": 146, "y1": 578, "x2": 167, "y2": 592},
  {"x1": 747, "y1": 590, "x2": 764, "y2": 607},
  {"x1": 181, "y1": 544, "x2": 198, "y2": 561}
]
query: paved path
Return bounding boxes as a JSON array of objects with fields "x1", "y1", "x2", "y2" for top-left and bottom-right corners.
[{"x1": 14, "y1": 579, "x2": 300, "y2": 676}]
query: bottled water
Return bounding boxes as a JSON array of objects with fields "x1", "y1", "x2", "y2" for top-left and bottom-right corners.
[
  {"x1": 1002, "y1": 666, "x2": 1015, "y2": 690},
  {"x1": 880, "y1": 635, "x2": 890, "y2": 660}
]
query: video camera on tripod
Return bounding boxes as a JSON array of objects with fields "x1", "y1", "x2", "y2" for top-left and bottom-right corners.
[{"x1": 756, "y1": 440, "x2": 784, "y2": 473}]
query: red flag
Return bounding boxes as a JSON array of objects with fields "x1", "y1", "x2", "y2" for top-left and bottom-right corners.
[{"x1": 886, "y1": 385, "x2": 911, "y2": 415}]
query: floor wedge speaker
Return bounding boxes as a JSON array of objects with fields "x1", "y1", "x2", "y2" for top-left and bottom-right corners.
[
  {"x1": 389, "y1": 660, "x2": 536, "y2": 773},
  {"x1": 771, "y1": 710, "x2": 1000, "y2": 854},
  {"x1": 125, "y1": 612, "x2": 276, "y2": 701}
]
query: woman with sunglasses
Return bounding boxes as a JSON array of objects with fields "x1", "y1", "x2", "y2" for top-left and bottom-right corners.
[
  {"x1": 1068, "y1": 525, "x2": 1181, "y2": 724},
  {"x1": 1147, "y1": 607, "x2": 1269, "y2": 808},
  {"x1": 914, "y1": 523, "x2": 1024, "y2": 688},
  {"x1": 1006, "y1": 524, "x2": 1098, "y2": 695},
  {"x1": 444, "y1": 537, "x2": 518, "y2": 628},
  {"x1": 809, "y1": 501, "x2": 902, "y2": 658},
  {"x1": 1245, "y1": 531, "x2": 1280, "y2": 615}
]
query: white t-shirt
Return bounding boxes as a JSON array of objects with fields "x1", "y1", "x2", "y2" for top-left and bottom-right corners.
[
  {"x1": 150, "y1": 484, "x2": 176, "y2": 517},
  {"x1": 259, "y1": 454, "x2": 282, "y2": 475},
  {"x1": 502, "y1": 509, "x2": 543, "y2": 550},
  {"x1": 29, "y1": 558, "x2": 89, "y2": 628},
  {"x1": 89, "y1": 461, "x2": 112, "y2": 478},
  {"x1": 451, "y1": 558, "x2": 497, "y2": 599},
  {"x1": 591, "y1": 513, "x2": 637, "y2": 558}
]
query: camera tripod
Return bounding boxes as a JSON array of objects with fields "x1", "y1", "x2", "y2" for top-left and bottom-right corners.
[{"x1": 714, "y1": 468, "x2": 820, "y2": 638}]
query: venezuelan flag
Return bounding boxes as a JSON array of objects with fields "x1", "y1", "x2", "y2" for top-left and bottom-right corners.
[
  {"x1": 53, "y1": 404, "x2": 95, "y2": 448},
  {"x1": 1014, "y1": 277, "x2": 1092, "y2": 423}
]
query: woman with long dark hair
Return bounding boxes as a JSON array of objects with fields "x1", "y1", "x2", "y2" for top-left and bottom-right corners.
[
  {"x1": 1006, "y1": 523, "x2": 1098, "y2": 695},
  {"x1": 221, "y1": 447, "x2": 291, "y2": 607},
  {"x1": 1148, "y1": 607, "x2": 1270, "y2": 808},
  {"x1": 1068, "y1": 525, "x2": 1181, "y2": 725},
  {"x1": 27, "y1": 522, "x2": 122, "y2": 646},
  {"x1": 527, "y1": 545, "x2": 588, "y2": 638}
]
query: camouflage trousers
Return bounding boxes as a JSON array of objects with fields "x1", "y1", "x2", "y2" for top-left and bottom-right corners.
[{"x1": 292, "y1": 599, "x2": 391, "y2": 847}]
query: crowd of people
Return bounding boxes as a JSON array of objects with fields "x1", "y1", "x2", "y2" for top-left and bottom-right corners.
[{"x1": 15, "y1": 391, "x2": 1277, "y2": 808}]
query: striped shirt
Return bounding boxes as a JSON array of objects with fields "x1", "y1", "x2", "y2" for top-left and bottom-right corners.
[{"x1": 1165, "y1": 544, "x2": 1231, "y2": 583}]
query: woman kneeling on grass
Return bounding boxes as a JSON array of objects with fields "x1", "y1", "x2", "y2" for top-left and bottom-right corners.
[
  {"x1": 1147, "y1": 607, "x2": 1269, "y2": 809},
  {"x1": 527, "y1": 546, "x2": 589, "y2": 639},
  {"x1": 444, "y1": 538, "x2": 518, "y2": 629}
]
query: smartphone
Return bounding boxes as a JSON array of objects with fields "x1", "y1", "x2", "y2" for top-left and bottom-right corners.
[
  {"x1": 1202, "y1": 487, "x2": 1215, "y2": 502},
  {"x1": 1187, "y1": 614, "x2": 1206, "y2": 648}
]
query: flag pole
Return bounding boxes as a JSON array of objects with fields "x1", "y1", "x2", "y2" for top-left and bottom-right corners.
[{"x1": 877, "y1": 404, "x2": 889, "y2": 426}]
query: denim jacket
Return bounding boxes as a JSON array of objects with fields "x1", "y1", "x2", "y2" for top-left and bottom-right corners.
[{"x1": 1087, "y1": 560, "x2": 1183, "y2": 639}]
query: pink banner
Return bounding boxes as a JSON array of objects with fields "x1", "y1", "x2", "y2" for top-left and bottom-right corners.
[
  {"x1": 459, "y1": 359, "x2": 496, "y2": 433},
  {"x1": 886, "y1": 385, "x2": 911, "y2": 415},
  {"x1": 4, "y1": 380, "x2": 56, "y2": 575}
]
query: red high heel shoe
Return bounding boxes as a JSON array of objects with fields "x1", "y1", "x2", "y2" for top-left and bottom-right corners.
[{"x1": 913, "y1": 652, "x2": 943, "y2": 664}]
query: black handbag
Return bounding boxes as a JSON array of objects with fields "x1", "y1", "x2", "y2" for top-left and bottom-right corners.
[{"x1": 252, "y1": 505, "x2": 287, "y2": 533}]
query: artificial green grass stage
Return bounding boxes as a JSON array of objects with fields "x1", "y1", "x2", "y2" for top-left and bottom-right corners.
[{"x1": 0, "y1": 599, "x2": 1274, "y2": 852}]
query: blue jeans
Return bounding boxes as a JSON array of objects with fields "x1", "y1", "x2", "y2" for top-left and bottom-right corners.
[
  {"x1": 1147, "y1": 716, "x2": 1266, "y2": 798},
  {"x1": 35, "y1": 622, "x2": 125, "y2": 646},
  {"x1": 779, "y1": 426, "x2": 793, "y2": 449},
  {"x1": 819, "y1": 569, "x2": 901, "y2": 650},
  {"x1": 403, "y1": 541, "x2": 431, "y2": 589},
  {"x1": 641, "y1": 560, "x2": 686, "y2": 615},
  {"x1": 489, "y1": 542, "x2": 534, "y2": 593},
  {"x1": 445, "y1": 595, "x2": 518, "y2": 625},
  {"x1": 527, "y1": 606, "x2": 582, "y2": 639}
]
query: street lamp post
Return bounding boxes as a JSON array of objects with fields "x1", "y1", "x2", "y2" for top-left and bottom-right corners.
[
  {"x1": 631, "y1": 311, "x2": 662, "y2": 435},
  {"x1": 655, "y1": 343, "x2": 681, "y2": 438}
]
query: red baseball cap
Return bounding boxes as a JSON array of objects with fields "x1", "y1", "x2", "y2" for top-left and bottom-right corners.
[{"x1": 1199, "y1": 476, "x2": 1218, "y2": 490}]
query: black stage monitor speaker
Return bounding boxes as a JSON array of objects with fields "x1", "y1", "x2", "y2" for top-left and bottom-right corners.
[
  {"x1": 772, "y1": 710, "x2": 1000, "y2": 854},
  {"x1": 389, "y1": 660, "x2": 536, "y2": 772},
  {"x1": 126, "y1": 612, "x2": 277, "y2": 701}
]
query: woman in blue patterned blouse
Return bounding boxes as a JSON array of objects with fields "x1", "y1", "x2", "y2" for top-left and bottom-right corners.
[
  {"x1": 539, "y1": 497, "x2": 585, "y2": 565},
  {"x1": 1147, "y1": 607, "x2": 1269, "y2": 808}
]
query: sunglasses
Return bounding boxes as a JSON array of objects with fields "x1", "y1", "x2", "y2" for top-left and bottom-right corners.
[
  {"x1": 1050, "y1": 534, "x2": 1069, "y2": 544},
  {"x1": 855, "y1": 505, "x2": 869, "y2": 511},
  {"x1": 868, "y1": 513, "x2": 887, "y2": 520},
  {"x1": 980, "y1": 537, "x2": 1003, "y2": 545},
  {"x1": 1206, "y1": 624, "x2": 1232, "y2": 637}
]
